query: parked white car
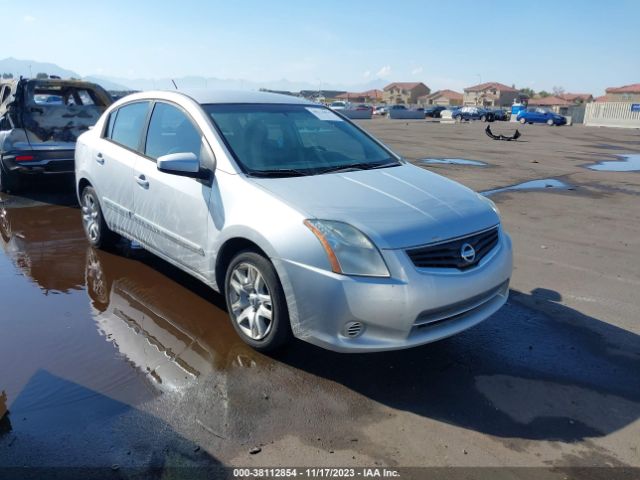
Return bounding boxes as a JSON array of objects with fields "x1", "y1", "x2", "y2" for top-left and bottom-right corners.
[
  {"x1": 75, "y1": 90, "x2": 512, "y2": 352},
  {"x1": 329, "y1": 101, "x2": 347, "y2": 111}
]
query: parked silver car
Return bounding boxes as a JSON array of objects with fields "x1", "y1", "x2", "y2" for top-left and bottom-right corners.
[{"x1": 75, "y1": 90, "x2": 512, "y2": 352}]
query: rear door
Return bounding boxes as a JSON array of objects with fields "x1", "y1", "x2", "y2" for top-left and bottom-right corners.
[
  {"x1": 131, "y1": 101, "x2": 213, "y2": 276},
  {"x1": 95, "y1": 101, "x2": 151, "y2": 236}
]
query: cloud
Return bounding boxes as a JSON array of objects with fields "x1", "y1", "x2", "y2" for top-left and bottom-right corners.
[
  {"x1": 23, "y1": 15, "x2": 36, "y2": 22},
  {"x1": 363, "y1": 70, "x2": 371, "y2": 78},
  {"x1": 375, "y1": 65, "x2": 391, "y2": 78},
  {"x1": 411, "y1": 66, "x2": 424, "y2": 75}
]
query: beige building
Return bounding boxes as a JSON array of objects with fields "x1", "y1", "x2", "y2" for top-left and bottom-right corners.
[
  {"x1": 418, "y1": 89, "x2": 463, "y2": 107},
  {"x1": 382, "y1": 82, "x2": 430, "y2": 105},
  {"x1": 335, "y1": 89, "x2": 384, "y2": 103},
  {"x1": 463, "y1": 82, "x2": 521, "y2": 107},
  {"x1": 595, "y1": 84, "x2": 640, "y2": 103}
]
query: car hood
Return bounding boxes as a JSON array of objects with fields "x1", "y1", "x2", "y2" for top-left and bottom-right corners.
[{"x1": 251, "y1": 164, "x2": 499, "y2": 249}]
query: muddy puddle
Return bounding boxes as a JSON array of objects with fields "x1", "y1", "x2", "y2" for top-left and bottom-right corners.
[
  {"x1": 584, "y1": 154, "x2": 640, "y2": 172},
  {"x1": 2, "y1": 193, "x2": 639, "y2": 469},
  {"x1": 422, "y1": 158, "x2": 488, "y2": 166},
  {"x1": 482, "y1": 178, "x2": 573, "y2": 196}
]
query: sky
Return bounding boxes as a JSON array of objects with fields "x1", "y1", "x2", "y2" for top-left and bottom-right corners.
[{"x1": 3, "y1": 0, "x2": 640, "y2": 95}]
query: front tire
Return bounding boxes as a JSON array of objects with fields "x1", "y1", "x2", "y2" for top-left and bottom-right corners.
[
  {"x1": 547, "y1": 118, "x2": 554, "y2": 126},
  {"x1": 519, "y1": 117, "x2": 526, "y2": 124},
  {"x1": 80, "y1": 186, "x2": 120, "y2": 249},
  {"x1": 225, "y1": 250, "x2": 292, "y2": 352}
]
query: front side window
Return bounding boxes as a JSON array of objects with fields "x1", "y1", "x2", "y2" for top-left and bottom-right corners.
[
  {"x1": 205, "y1": 104, "x2": 397, "y2": 176},
  {"x1": 145, "y1": 102, "x2": 202, "y2": 160},
  {"x1": 109, "y1": 102, "x2": 150, "y2": 151}
]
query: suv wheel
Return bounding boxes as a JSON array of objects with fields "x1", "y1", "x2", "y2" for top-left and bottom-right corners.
[
  {"x1": 81, "y1": 186, "x2": 120, "y2": 248},
  {"x1": 0, "y1": 163, "x2": 20, "y2": 194},
  {"x1": 547, "y1": 118, "x2": 555, "y2": 126},
  {"x1": 519, "y1": 117, "x2": 526, "y2": 124},
  {"x1": 225, "y1": 250, "x2": 292, "y2": 352}
]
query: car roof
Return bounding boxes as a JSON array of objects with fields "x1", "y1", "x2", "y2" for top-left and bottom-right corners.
[
  {"x1": 108, "y1": 89, "x2": 317, "y2": 112},
  {"x1": 180, "y1": 89, "x2": 314, "y2": 105}
]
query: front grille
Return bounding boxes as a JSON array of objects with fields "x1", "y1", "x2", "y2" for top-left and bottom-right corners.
[
  {"x1": 406, "y1": 226, "x2": 499, "y2": 270},
  {"x1": 414, "y1": 280, "x2": 509, "y2": 327}
]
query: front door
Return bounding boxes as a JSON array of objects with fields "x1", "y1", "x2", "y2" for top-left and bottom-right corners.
[{"x1": 131, "y1": 101, "x2": 213, "y2": 276}]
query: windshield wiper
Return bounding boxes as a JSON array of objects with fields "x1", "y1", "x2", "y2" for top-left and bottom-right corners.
[
  {"x1": 316, "y1": 161, "x2": 399, "y2": 174},
  {"x1": 247, "y1": 168, "x2": 310, "y2": 178}
]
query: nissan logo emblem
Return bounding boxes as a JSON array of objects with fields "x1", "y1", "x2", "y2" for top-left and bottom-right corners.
[{"x1": 460, "y1": 243, "x2": 476, "y2": 264}]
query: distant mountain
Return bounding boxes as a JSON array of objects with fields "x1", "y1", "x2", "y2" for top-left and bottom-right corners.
[
  {"x1": 82, "y1": 75, "x2": 132, "y2": 91},
  {"x1": 0, "y1": 57, "x2": 80, "y2": 79},
  {"x1": 0, "y1": 57, "x2": 390, "y2": 93}
]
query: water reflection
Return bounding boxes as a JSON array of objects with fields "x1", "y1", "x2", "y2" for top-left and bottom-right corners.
[
  {"x1": 0, "y1": 202, "x2": 86, "y2": 293},
  {"x1": 85, "y1": 247, "x2": 249, "y2": 394},
  {"x1": 422, "y1": 158, "x2": 488, "y2": 166},
  {"x1": 482, "y1": 178, "x2": 573, "y2": 196},
  {"x1": 585, "y1": 154, "x2": 640, "y2": 172}
]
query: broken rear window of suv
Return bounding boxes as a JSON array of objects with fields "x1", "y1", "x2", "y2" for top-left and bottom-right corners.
[{"x1": 23, "y1": 80, "x2": 112, "y2": 145}]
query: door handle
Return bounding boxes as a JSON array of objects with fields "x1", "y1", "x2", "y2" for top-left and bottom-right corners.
[
  {"x1": 95, "y1": 153, "x2": 104, "y2": 165},
  {"x1": 135, "y1": 174, "x2": 149, "y2": 188}
]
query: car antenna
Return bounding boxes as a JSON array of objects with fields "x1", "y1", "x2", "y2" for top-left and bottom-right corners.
[{"x1": 171, "y1": 79, "x2": 178, "y2": 90}]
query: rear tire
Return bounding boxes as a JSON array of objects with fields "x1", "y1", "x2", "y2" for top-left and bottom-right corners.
[
  {"x1": 519, "y1": 117, "x2": 526, "y2": 124},
  {"x1": 0, "y1": 163, "x2": 21, "y2": 194},
  {"x1": 225, "y1": 250, "x2": 292, "y2": 352},
  {"x1": 480, "y1": 115, "x2": 487, "y2": 122},
  {"x1": 80, "y1": 186, "x2": 120, "y2": 249},
  {"x1": 547, "y1": 119, "x2": 554, "y2": 126}
]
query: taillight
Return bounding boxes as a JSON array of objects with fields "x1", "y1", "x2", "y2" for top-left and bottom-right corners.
[{"x1": 15, "y1": 155, "x2": 35, "y2": 162}]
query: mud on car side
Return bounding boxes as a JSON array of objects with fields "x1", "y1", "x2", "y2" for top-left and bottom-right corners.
[{"x1": 0, "y1": 78, "x2": 112, "y2": 192}]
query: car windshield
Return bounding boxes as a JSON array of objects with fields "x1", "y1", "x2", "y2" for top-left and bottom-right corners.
[{"x1": 204, "y1": 103, "x2": 398, "y2": 177}]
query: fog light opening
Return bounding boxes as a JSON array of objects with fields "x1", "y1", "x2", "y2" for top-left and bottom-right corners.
[{"x1": 343, "y1": 321, "x2": 365, "y2": 338}]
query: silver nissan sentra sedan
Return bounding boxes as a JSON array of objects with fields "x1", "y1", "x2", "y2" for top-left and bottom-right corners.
[{"x1": 75, "y1": 90, "x2": 512, "y2": 352}]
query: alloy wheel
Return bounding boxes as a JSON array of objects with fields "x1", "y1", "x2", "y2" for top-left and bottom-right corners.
[
  {"x1": 228, "y1": 263, "x2": 273, "y2": 340},
  {"x1": 81, "y1": 192, "x2": 100, "y2": 243}
]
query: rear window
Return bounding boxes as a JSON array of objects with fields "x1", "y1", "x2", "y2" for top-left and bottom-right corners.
[
  {"x1": 28, "y1": 83, "x2": 109, "y2": 107},
  {"x1": 108, "y1": 102, "x2": 150, "y2": 151}
]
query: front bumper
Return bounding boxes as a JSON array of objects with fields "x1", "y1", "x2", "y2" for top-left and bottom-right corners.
[
  {"x1": 274, "y1": 230, "x2": 513, "y2": 353},
  {"x1": 2, "y1": 150, "x2": 75, "y2": 174}
]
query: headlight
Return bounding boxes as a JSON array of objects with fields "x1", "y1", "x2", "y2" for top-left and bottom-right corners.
[{"x1": 304, "y1": 219, "x2": 390, "y2": 277}]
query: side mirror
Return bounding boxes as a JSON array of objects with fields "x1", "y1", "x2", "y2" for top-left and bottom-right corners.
[
  {"x1": 157, "y1": 152, "x2": 210, "y2": 181},
  {"x1": 157, "y1": 152, "x2": 199, "y2": 173}
]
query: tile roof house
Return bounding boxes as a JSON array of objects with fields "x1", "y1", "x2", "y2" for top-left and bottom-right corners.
[
  {"x1": 335, "y1": 89, "x2": 384, "y2": 103},
  {"x1": 463, "y1": 82, "x2": 521, "y2": 107},
  {"x1": 418, "y1": 89, "x2": 463, "y2": 107},
  {"x1": 595, "y1": 83, "x2": 640, "y2": 102},
  {"x1": 557, "y1": 93, "x2": 593, "y2": 104},
  {"x1": 382, "y1": 82, "x2": 430, "y2": 105},
  {"x1": 528, "y1": 95, "x2": 572, "y2": 107}
]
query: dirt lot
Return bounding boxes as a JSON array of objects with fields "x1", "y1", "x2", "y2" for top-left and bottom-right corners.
[{"x1": 0, "y1": 119, "x2": 638, "y2": 478}]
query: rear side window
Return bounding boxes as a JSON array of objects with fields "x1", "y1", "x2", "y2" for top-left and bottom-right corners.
[
  {"x1": 105, "y1": 111, "x2": 118, "y2": 138},
  {"x1": 109, "y1": 102, "x2": 149, "y2": 151},
  {"x1": 145, "y1": 102, "x2": 201, "y2": 160}
]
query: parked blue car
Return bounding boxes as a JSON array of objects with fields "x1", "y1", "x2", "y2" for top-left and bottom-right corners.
[
  {"x1": 517, "y1": 107, "x2": 567, "y2": 126},
  {"x1": 489, "y1": 109, "x2": 509, "y2": 121}
]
